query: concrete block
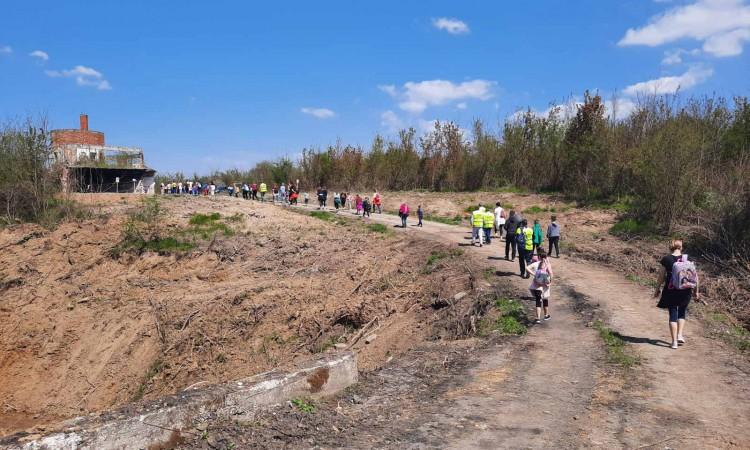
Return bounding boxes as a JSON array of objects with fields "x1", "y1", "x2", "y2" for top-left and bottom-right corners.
[{"x1": 1, "y1": 352, "x2": 357, "y2": 450}]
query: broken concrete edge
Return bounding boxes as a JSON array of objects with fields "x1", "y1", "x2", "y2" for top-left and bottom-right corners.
[{"x1": 1, "y1": 352, "x2": 357, "y2": 450}]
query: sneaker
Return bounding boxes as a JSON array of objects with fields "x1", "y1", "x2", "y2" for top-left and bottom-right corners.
[
  {"x1": 677, "y1": 336, "x2": 686, "y2": 344},
  {"x1": 671, "y1": 341, "x2": 679, "y2": 349},
  {"x1": 534, "y1": 319, "x2": 542, "y2": 324},
  {"x1": 544, "y1": 315, "x2": 551, "y2": 321}
]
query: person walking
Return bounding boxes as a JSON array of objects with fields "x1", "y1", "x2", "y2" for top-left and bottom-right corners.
[
  {"x1": 363, "y1": 197, "x2": 372, "y2": 217},
  {"x1": 373, "y1": 192, "x2": 382, "y2": 214},
  {"x1": 417, "y1": 205, "x2": 424, "y2": 227},
  {"x1": 494, "y1": 202, "x2": 506, "y2": 239},
  {"x1": 527, "y1": 250, "x2": 554, "y2": 323},
  {"x1": 303, "y1": 191, "x2": 309, "y2": 206},
  {"x1": 654, "y1": 239, "x2": 700, "y2": 349},
  {"x1": 517, "y1": 220, "x2": 534, "y2": 278},
  {"x1": 471, "y1": 205, "x2": 485, "y2": 246},
  {"x1": 340, "y1": 192, "x2": 348, "y2": 210},
  {"x1": 398, "y1": 202, "x2": 410, "y2": 228},
  {"x1": 504, "y1": 210, "x2": 521, "y2": 260},
  {"x1": 355, "y1": 194, "x2": 363, "y2": 215},
  {"x1": 547, "y1": 215, "x2": 561, "y2": 257},
  {"x1": 483, "y1": 206, "x2": 495, "y2": 245},
  {"x1": 533, "y1": 219, "x2": 544, "y2": 254},
  {"x1": 259, "y1": 182, "x2": 268, "y2": 201}
]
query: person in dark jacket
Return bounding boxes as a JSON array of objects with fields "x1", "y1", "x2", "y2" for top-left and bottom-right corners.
[
  {"x1": 504, "y1": 210, "x2": 521, "y2": 261},
  {"x1": 547, "y1": 215, "x2": 561, "y2": 257}
]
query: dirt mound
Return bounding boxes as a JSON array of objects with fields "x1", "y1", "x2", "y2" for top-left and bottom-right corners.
[{"x1": 0, "y1": 197, "x2": 487, "y2": 436}]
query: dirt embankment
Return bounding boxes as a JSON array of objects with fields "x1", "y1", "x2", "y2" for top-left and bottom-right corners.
[{"x1": 0, "y1": 197, "x2": 487, "y2": 436}]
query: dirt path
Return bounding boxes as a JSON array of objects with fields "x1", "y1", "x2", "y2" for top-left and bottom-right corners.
[
  {"x1": 263, "y1": 202, "x2": 749, "y2": 449},
  {"x1": 356, "y1": 211, "x2": 750, "y2": 448}
]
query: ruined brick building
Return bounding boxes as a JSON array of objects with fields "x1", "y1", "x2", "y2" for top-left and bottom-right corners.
[{"x1": 51, "y1": 114, "x2": 156, "y2": 194}]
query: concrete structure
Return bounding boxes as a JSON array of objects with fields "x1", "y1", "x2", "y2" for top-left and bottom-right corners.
[
  {"x1": 0, "y1": 352, "x2": 357, "y2": 450},
  {"x1": 51, "y1": 115, "x2": 156, "y2": 194}
]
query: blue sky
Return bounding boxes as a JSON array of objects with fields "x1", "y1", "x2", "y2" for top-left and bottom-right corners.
[{"x1": 1, "y1": 0, "x2": 749, "y2": 174}]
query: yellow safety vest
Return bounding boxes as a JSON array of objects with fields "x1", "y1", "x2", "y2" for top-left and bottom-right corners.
[
  {"x1": 259, "y1": 183, "x2": 267, "y2": 193},
  {"x1": 523, "y1": 227, "x2": 534, "y2": 250},
  {"x1": 483, "y1": 211, "x2": 494, "y2": 228},
  {"x1": 472, "y1": 210, "x2": 484, "y2": 227}
]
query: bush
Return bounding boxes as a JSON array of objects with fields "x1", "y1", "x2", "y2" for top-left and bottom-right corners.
[
  {"x1": 609, "y1": 218, "x2": 659, "y2": 238},
  {"x1": 0, "y1": 119, "x2": 60, "y2": 226}
]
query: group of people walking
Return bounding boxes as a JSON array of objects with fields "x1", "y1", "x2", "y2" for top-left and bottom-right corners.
[{"x1": 470, "y1": 204, "x2": 562, "y2": 323}]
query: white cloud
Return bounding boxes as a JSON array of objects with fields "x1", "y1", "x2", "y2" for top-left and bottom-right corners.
[
  {"x1": 702, "y1": 27, "x2": 750, "y2": 55},
  {"x1": 0, "y1": 45, "x2": 12, "y2": 54},
  {"x1": 456, "y1": 102, "x2": 467, "y2": 109},
  {"x1": 432, "y1": 17, "x2": 470, "y2": 35},
  {"x1": 380, "y1": 110, "x2": 403, "y2": 132},
  {"x1": 661, "y1": 48, "x2": 701, "y2": 64},
  {"x1": 619, "y1": 0, "x2": 750, "y2": 57},
  {"x1": 384, "y1": 79, "x2": 495, "y2": 114},
  {"x1": 606, "y1": 97, "x2": 638, "y2": 120},
  {"x1": 45, "y1": 65, "x2": 112, "y2": 90},
  {"x1": 623, "y1": 66, "x2": 713, "y2": 95},
  {"x1": 29, "y1": 50, "x2": 49, "y2": 61},
  {"x1": 378, "y1": 84, "x2": 397, "y2": 97},
  {"x1": 300, "y1": 107, "x2": 335, "y2": 119}
]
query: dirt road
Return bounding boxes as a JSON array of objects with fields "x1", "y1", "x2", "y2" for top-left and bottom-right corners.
[{"x1": 266, "y1": 202, "x2": 750, "y2": 449}]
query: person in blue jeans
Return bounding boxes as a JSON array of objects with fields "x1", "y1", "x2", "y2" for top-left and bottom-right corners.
[{"x1": 654, "y1": 239, "x2": 700, "y2": 349}]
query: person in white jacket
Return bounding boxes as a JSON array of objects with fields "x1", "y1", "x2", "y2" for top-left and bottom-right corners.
[{"x1": 494, "y1": 202, "x2": 506, "y2": 239}]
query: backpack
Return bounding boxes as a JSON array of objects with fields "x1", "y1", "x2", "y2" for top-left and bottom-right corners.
[
  {"x1": 534, "y1": 265, "x2": 550, "y2": 286},
  {"x1": 516, "y1": 230, "x2": 526, "y2": 246},
  {"x1": 669, "y1": 255, "x2": 698, "y2": 290}
]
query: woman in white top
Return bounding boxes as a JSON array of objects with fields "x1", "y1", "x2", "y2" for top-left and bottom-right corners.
[
  {"x1": 494, "y1": 202, "x2": 506, "y2": 239},
  {"x1": 527, "y1": 249, "x2": 554, "y2": 324}
]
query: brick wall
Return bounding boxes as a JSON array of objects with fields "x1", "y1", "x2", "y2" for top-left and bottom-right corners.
[{"x1": 51, "y1": 129, "x2": 105, "y2": 147}]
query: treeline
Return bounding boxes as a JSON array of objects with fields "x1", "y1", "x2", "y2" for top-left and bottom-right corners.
[
  {"x1": 0, "y1": 120, "x2": 60, "y2": 225},
  {"x1": 167, "y1": 93, "x2": 749, "y2": 255}
]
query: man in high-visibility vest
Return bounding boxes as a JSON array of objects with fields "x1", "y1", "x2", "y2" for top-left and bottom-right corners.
[
  {"x1": 483, "y1": 207, "x2": 495, "y2": 245},
  {"x1": 471, "y1": 206, "x2": 485, "y2": 246},
  {"x1": 517, "y1": 219, "x2": 535, "y2": 278},
  {"x1": 259, "y1": 182, "x2": 268, "y2": 202}
]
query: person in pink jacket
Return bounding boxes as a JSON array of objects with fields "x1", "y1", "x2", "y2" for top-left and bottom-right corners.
[{"x1": 398, "y1": 202, "x2": 409, "y2": 228}]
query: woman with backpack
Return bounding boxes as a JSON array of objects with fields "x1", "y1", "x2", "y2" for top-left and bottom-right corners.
[
  {"x1": 527, "y1": 249, "x2": 554, "y2": 324},
  {"x1": 653, "y1": 239, "x2": 700, "y2": 349}
]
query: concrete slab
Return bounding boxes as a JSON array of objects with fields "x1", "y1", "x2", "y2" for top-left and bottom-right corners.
[{"x1": 1, "y1": 352, "x2": 357, "y2": 450}]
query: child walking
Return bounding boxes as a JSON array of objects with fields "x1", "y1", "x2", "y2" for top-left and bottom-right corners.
[
  {"x1": 417, "y1": 205, "x2": 423, "y2": 227},
  {"x1": 363, "y1": 197, "x2": 372, "y2": 217},
  {"x1": 527, "y1": 249, "x2": 554, "y2": 323}
]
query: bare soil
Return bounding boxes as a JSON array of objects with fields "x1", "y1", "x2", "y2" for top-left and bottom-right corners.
[
  {"x1": 0, "y1": 196, "x2": 485, "y2": 436},
  {"x1": 2, "y1": 192, "x2": 749, "y2": 450},
  {"x1": 174, "y1": 199, "x2": 750, "y2": 449}
]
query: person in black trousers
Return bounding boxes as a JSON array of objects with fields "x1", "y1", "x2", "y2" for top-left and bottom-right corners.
[{"x1": 504, "y1": 210, "x2": 521, "y2": 261}]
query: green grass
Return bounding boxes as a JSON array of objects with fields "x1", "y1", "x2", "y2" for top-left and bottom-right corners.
[
  {"x1": 593, "y1": 320, "x2": 640, "y2": 368},
  {"x1": 367, "y1": 223, "x2": 389, "y2": 233},
  {"x1": 426, "y1": 248, "x2": 464, "y2": 266},
  {"x1": 309, "y1": 210, "x2": 337, "y2": 222},
  {"x1": 183, "y1": 212, "x2": 234, "y2": 238},
  {"x1": 587, "y1": 197, "x2": 633, "y2": 213},
  {"x1": 133, "y1": 359, "x2": 165, "y2": 401},
  {"x1": 609, "y1": 218, "x2": 660, "y2": 238},
  {"x1": 188, "y1": 212, "x2": 221, "y2": 225},
  {"x1": 489, "y1": 298, "x2": 528, "y2": 335},
  {"x1": 291, "y1": 398, "x2": 316, "y2": 413},
  {"x1": 706, "y1": 312, "x2": 750, "y2": 351},
  {"x1": 625, "y1": 274, "x2": 659, "y2": 288},
  {"x1": 522, "y1": 205, "x2": 550, "y2": 214},
  {"x1": 424, "y1": 214, "x2": 464, "y2": 225}
]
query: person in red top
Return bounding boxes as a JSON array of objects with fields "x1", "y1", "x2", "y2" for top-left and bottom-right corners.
[
  {"x1": 398, "y1": 202, "x2": 409, "y2": 228},
  {"x1": 373, "y1": 192, "x2": 382, "y2": 214}
]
